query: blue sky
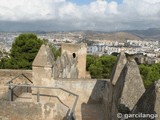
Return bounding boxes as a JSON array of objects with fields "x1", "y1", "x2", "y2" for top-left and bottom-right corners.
[{"x1": 69, "y1": 0, "x2": 123, "y2": 5}]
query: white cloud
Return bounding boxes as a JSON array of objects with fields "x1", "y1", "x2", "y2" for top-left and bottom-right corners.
[{"x1": 0, "y1": 0, "x2": 160, "y2": 31}]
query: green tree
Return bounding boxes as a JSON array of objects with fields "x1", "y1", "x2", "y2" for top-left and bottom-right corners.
[
  {"x1": 86, "y1": 55, "x2": 98, "y2": 71},
  {"x1": 87, "y1": 55, "x2": 117, "y2": 79},
  {"x1": 99, "y1": 55, "x2": 117, "y2": 78},
  {"x1": 139, "y1": 63, "x2": 160, "y2": 88},
  {"x1": 89, "y1": 61, "x2": 103, "y2": 79},
  {"x1": 0, "y1": 33, "x2": 43, "y2": 69}
]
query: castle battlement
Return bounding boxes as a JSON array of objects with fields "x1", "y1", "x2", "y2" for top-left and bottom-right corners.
[{"x1": 0, "y1": 44, "x2": 159, "y2": 120}]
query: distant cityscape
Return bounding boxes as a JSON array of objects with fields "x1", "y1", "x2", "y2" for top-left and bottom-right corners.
[
  {"x1": 0, "y1": 32, "x2": 160, "y2": 64},
  {"x1": 0, "y1": 32, "x2": 84, "y2": 52}
]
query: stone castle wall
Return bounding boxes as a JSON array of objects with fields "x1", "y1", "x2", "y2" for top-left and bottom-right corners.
[
  {"x1": 0, "y1": 101, "x2": 68, "y2": 120},
  {"x1": 0, "y1": 69, "x2": 32, "y2": 101},
  {"x1": 53, "y1": 52, "x2": 79, "y2": 79},
  {"x1": 1, "y1": 43, "x2": 159, "y2": 120},
  {"x1": 32, "y1": 45, "x2": 79, "y2": 88},
  {"x1": 0, "y1": 69, "x2": 32, "y2": 85},
  {"x1": 61, "y1": 43, "x2": 87, "y2": 78},
  {"x1": 53, "y1": 78, "x2": 108, "y2": 119},
  {"x1": 53, "y1": 79, "x2": 107, "y2": 103}
]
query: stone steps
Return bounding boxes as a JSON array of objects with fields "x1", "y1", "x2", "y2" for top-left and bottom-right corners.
[{"x1": 14, "y1": 92, "x2": 32, "y2": 102}]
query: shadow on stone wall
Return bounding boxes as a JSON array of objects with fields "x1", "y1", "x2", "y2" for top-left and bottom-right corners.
[
  {"x1": 130, "y1": 83, "x2": 157, "y2": 115},
  {"x1": 13, "y1": 86, "x2": 32, "y2": 101},
  {"x1": 81, "y1": 80, "x2": 106, "y2": 120}
]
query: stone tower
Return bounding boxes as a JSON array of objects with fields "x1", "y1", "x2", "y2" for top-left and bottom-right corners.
[
  {"x1": 32, "y1": 44, "x2": 55, "y2": 87},
  {"x1": 61, "y1": 43, "x2": 87, "y2": 78}
]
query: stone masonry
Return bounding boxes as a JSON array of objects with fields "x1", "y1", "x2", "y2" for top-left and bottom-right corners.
[
  {"x1": 0, "y1": 43, "x2": 160, "y2": 120},
  {"x1": 110, "y1": 52, "x2": 127, "y2": 85},
  {"x1": 112, "y1": 58, "x2": 145, "y2": 120},
  {"x1": 61, "y1": 43, "x2": 87, "y2": 79},
  {"x1": 130, "y1": 80, "x2": 160, "y2": 120}
]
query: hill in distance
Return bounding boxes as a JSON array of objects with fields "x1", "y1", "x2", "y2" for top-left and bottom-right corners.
[
  {"x1": 83, "y1": 28, "x2": 160, "y2": 41},
  {"x1": 84, "y1": 31, "x2": 142, "y2": 42},
  {"x1": 2, "y1": 28, "x2": 160, "y2": 42},
  {"x1": 123, "y1": 28, "x2": 160, "y2": 40}
]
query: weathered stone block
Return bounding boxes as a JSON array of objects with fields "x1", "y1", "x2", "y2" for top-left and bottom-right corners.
[
  {"x1": 130, "y1": 80, "x2": 160, "y2": 120},
  {"x1": 110, "y1": 52, "x2": 127, "y2": 85},
  {"x1": 112, "y1": 59, "x2": 145, "y2": 119}
]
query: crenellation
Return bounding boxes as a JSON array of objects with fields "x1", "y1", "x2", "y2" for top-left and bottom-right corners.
[
  {"x1": 0, "y1": 43, "x2": 160, "y2": 120},
  {"x1": 130, "y1": 80, "x2": 160, "y2": 120},
  {"x1": 110, "y1": 52, "x2": 127, "y2": 85}
]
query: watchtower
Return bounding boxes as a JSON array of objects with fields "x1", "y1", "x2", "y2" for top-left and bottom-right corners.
[{"x1": 61, "y1": 43, "x2": 87, "y2": 78}]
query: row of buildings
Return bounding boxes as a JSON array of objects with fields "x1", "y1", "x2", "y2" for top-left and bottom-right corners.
[
  {"x1": 87, "y1": 40, "x2": 160, "y2": 64},
  {"x1": 38, "y1": 32, "x2": 83, "y2": 45},
  {"x1": 0, "y1": 32, "x2": 19, "y2": 52},
  {"x1": 88, "y1": 40, "x2": 159, "y2": 55},
  {"x1": 0, "y1": 32, "x2": 84, "y2": 53}
]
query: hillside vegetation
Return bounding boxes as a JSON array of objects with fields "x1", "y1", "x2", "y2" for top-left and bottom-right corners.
[
  {"x1": 85, "y1": 31, "x2": 142, "y2": 42},
  {"x1": 87, "y1": 55, "x2": 160, "y2": 88}
]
